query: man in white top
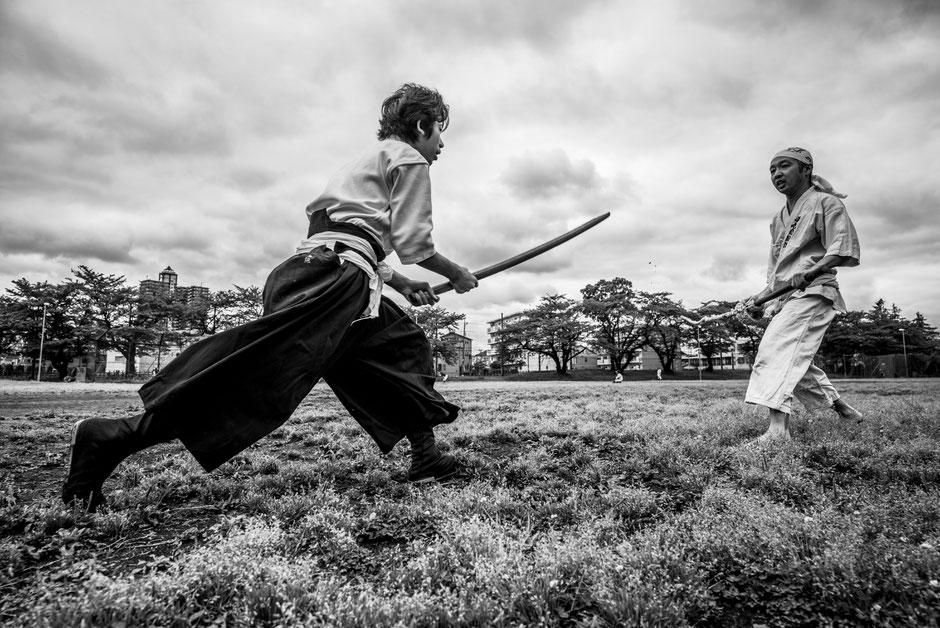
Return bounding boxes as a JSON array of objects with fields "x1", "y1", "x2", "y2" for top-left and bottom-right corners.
[{"x1": 742, "y1": 147, "x2": 863, "y2": 443}]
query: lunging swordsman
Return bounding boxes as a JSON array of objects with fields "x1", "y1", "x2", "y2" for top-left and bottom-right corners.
[
  {"x1": 64, "y1": 83, "x2": 478, "y2": 511},
  {"x1": 739, "y1": 146, "x2": 863, "y2": 443}
]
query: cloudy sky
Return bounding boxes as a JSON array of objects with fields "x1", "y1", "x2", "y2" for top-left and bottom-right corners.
[{"x1": 2, "y1": 0, "x2": 938, "y2": 350}]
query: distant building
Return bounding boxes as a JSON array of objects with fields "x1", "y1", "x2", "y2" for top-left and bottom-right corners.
[
  {"x1": 95, "y1": 266, "x2": 212, "y2": 376},
  {"x1": 139, "y1": 265, "x2": 210, "y2": 331},
  {"x1": 681, "y1": 338, "x2": 752, "y2": 371},
  {"x1": 436, "y1": 332, "x2": 473, "y2": 377},
  {"x1": 597, "y1": 347, "x2": 671, "y2": 371},
  {"x1": 485, "y1": 313, "x2": 527, "y2": 374},
  {"x1": 569, "y1": 352, "x2": 599, "y2": 370},
  {"x1": 139, "y1": 266, "x2": 178, "y2": 297},
  {"x1": 486, "y1": 312, "x2": 526, "y2": 352},
  {"x1": 483, "y1": 309, "x2": 754, "y2": 374}
]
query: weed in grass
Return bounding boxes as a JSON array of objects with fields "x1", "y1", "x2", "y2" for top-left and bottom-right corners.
[
  {"x1": 248, "y1": 453, "x2": 281, "y2": 476},
  {"x1": 359, "y1": 467, "x2": 393, "y2": 493},
  {"x1": 605, "y1": 486, "x2": 660, "y2": 532},
  {"x1": 89, "y1": 510, "x2": 133, "y2": 538}
]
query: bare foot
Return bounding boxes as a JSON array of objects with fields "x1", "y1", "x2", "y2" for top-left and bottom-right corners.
[
  {"x1": 833, "y1": 399, "x2": 863, "y2": 423},
  {"x1": 756, "y1": 428, "x2": 791, "y2": 445}
]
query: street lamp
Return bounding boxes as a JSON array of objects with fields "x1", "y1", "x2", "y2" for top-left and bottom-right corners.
[
  {"x1": 36, "y1": 302, "x2": 49, "y2": 382},
  {"x1": 696, "y1": 326, "x2": 702, "y2": 382},
  {"x1": 900, "y1": 328, "x2": 909, "y2": 378}
]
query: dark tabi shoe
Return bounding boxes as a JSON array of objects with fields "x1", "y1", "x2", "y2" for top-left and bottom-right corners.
[
  {"x1": 407, "y1": 430, "x2": 459, "y2": 484},
  {"x1": 62, "y1": 418, "x2": 133, "y2": 512}
]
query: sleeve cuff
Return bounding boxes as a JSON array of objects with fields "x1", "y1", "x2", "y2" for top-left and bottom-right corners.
[{"x1": 397, "y1": 247, "x2": 436, "y2": 265}]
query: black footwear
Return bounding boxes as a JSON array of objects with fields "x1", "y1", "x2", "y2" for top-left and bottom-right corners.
[
  {"x1": 61, "y1": 418, "x2": 131, "y2": 511},
  {"x1": 407, "y1": 430, "x2": 459, "y2": 484}
]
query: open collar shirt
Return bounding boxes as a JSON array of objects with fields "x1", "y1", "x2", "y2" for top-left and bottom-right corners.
[{"x1": 766, "y1": 187, "x2": 861, "y2": 314}]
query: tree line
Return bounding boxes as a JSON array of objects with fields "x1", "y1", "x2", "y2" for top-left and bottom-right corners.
[
  {"x1": 486, "y1": 278, "x2": 940, "y2": 377},
  {"x1": 0, "y1": 265, "x2": 262, "y2": 379},
  {"x1": 2, "y1": 268, "x2": 937, "y2": 380}
]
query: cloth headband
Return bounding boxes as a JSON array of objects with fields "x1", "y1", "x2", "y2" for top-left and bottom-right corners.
[
  {"x1": 772, "y1": 147, "x2": 813, "y2": 166},
  {"x1": 772, "y1": 147, "x2": 846, "y2": 198}
]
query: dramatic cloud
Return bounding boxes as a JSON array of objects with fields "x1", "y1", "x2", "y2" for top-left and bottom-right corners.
[
  {"x1": 501, "y1": 149, "x2": 601, "y2": 201},
  {"x1": 1, "y1": 0, "x2": 938, "y2": 352}
]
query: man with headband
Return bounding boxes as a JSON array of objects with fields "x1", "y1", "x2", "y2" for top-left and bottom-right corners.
[{"x1": 739, "y1": 146, "x2": 863, "y2": 443}]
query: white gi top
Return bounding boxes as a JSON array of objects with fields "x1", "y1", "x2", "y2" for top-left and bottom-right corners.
[
  {"x1": 766, "y1": 187, "x2": 861, "y2": 314},
  {"x1": 295, "y1": 139, "x2": 437, "y2": 319},
  {"x1": 305, "y1": 139, "x2": 437, "y2": 265}
]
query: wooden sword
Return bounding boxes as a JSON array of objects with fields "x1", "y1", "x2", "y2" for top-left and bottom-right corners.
[{"x1": 430, "y1": 212, "x2": 611, "y2": 295}]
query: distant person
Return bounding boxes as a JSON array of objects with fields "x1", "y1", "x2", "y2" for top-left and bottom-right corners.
[
  {"x1": 739, "y1": 147, "x2": 863, "y2": 444},
  {"x1": 63, "y1": 84, "x2": 478, "y2": 511},
  {"x1": 613, "y1": 372, "x2": 623, "y2": 383},
  {"x1": 656, "y1": 368, "x2": 662, "y2": 380}
]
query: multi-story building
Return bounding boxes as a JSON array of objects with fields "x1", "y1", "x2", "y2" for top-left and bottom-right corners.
[
  {"x1": 139, "y1": 266, "x2": 178, "y2": 297},
  {"x1": 98, "y1": 267, "x2": 211, "y2": 375},
  {"x1": 682, "y1": 338, "x2": 752, "y2": 371},
  {"x1": 140, "y1": 266, "x2": 210, "y2": 307},
  {"x1": 486, "y1": 313, "x2": 527, "y2": 374},
  {"x1": 436, "y1": 332, "x2": 473, "y2": 377},
  {"x1": 139, "y1": 266, "x2": 210, "y2": 331},
  {"x1": 597, "y1": 347, "x2": 670, "y2": 371}
]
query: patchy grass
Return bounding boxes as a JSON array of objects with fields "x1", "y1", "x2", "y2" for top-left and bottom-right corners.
[{"x1": 0, "y1": 379, "x2": 938, "y2": 627}]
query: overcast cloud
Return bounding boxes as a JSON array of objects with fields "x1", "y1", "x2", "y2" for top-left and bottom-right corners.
[{"x1": 1, "y1": 0, "x2": 938, "y2": 350}]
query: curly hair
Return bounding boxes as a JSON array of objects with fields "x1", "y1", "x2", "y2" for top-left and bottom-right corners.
[{"x1": 377, "y1": 83, "x2": 449, "y2": 142}]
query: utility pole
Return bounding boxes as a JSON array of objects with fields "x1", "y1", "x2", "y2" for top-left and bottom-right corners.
[
  {"x1": 696, "y1": 326, "x2": 702, "y2": 382},
  {"x1": 36, "y1": 302, "x2": 48, "y2": 382},
  {"x1": 500, "y1": 313, "x2": 504, "y2": 377},
  {"x1": 900, "y1": 328, "x2": 909, "y2": 377}
]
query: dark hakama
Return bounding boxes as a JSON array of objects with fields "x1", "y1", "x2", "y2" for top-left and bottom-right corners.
[{"x1": 138, "y1": 248, "x2": 458, "y2": 471}]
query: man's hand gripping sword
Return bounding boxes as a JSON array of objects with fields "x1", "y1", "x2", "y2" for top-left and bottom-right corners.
[{"x1": 681, "y1": 266, "x2": 828, "y2": 326}]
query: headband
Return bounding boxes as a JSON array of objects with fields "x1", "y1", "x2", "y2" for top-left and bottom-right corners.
[
  {"x1": 771, "y1": 147, "x2": 813, "y2": 167},
  {"x1": 771, "y1": 147, "x2": 846, "y2": 198}
]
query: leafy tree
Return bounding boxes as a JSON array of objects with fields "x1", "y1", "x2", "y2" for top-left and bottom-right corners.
[
  {"x1": 501, "y1": 294, "x2": 592, "y2": 375},
  {"x1": 581, "y1": 277, "x2": 648, "y2": 373},
  {"x1": 819, "y1": 311, "x2": 869, "y2": 363},
  {"x1": 1, "y1": 279, "x2": 83, "y2": 379},
  {"x1": 203, "y1": 285, "x2": 263, "y2": 333},
  {"x1": 69, "y1": 266, "x2": 137, "y2": 375},
  {"x1": 906, "y1": 312, "x2": 939, "y2": 354},
  {"x1": 406, "y1": 305, "x2": 465, "y2": 366},
  {"x1": 0, "y1": 295, "x2": 20, "y2": 355},
  {"x1": 723, "y1": 302, "x2": 768, "y2": 362},
  {"x1": 690, "y1": 302, "x2": 735, "y2": 372},
  {"x1": 472, "y1": 350, "x2": 490, "y2": 376},
  {"x1": 643, "y1": 292, "x2": 687, "y2": 375},
  {"x1": 70, "y1": 266, "x2": 181, "y2": 376},
  {"x1": 863, "y1": 299, "x2": 904, "y2": 355}
]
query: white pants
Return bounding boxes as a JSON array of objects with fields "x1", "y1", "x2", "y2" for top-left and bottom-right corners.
[{"x1": 745, "y1": 295, "x2": 840, "y2": 414}]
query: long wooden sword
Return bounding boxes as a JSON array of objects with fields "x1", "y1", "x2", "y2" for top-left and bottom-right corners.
[
  {"x1": 430, "y1": 212, "x2": 611, "y2": 295},
  {"x1": 681, "y1": 266, "x2": 829, "y2": 326}
]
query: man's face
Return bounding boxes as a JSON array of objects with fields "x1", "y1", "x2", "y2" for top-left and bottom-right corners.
[
  {"x1": 411, "y1": 119, "x2": 444, "y2": 165},
  {"x1": 769, "y1": 157, "x2": 808, "y2": 195}
]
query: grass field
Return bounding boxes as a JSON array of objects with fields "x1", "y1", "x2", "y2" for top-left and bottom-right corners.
[{"x1": 0, "y1": 378, "x2": 938, "y2": 627}]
